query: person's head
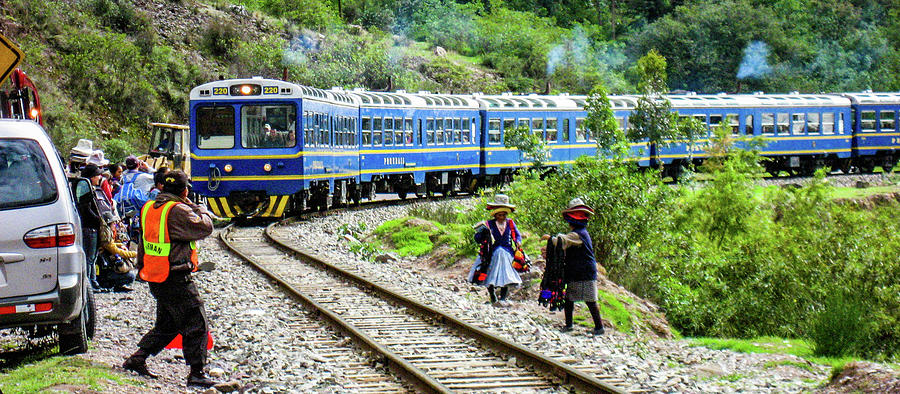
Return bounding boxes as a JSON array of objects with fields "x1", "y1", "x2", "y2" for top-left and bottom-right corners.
[
  {"x1": 161, "y1": 170, "x2": 191, "y2": 197},
  {"x1": 125, "y1": 155, "x2": 140, "y2": 170},
  {"x1": 486, "y1": 194, "x2": 515, "y2": 221},
  {"x1": 108, "y1": 163, "x2": 122, "y2": 178},
  {"x1": 153, "y1": 167, "x2": 170, "y2": 189},
  {"x1": 81, "y1": 164, "x2": 103, "y2": 185},
  {"x1": 561, "y1": 197, "x2": 594, "y2": 230}
]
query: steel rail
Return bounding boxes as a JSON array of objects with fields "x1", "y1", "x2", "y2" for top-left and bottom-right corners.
[
  {"x1": 263, "y1": 221, "x2": 625, "y2": 394},
  {"x1": 220, "y1": 225, "x2": 450, "y2": 393}
]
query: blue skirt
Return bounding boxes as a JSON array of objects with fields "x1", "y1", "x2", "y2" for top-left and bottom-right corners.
[{"x1": 467, "y1": 248, "x2": 522, "y2": 288}]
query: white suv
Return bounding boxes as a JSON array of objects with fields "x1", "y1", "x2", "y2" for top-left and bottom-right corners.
[{"x1": 0, "y1": 119, "x2": 95, "y2": 354}]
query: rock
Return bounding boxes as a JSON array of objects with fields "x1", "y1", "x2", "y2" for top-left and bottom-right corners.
[
  {"x1": 342, "y1": 234, "x2": 359, "y2": 244},
  {"x1": 695, "y1": 363, "x2": 727, "y2": 377},
  {"x1": 209, "y1": 367, "x2": 226, "y2": 377},
  {"x1": 433, "y1": 46, "x2": 447, "y2": 57},
  {"x1": 856, "y1": 181, "x2": 870, "y2": 188},
  {"x1": 347, "y1": 24, "x2": 364, "y2": 35},
  {"x1": 202, "y1": 388, "x2": 218, "y2": 394},
  {"x1": 214, "y1": 380, "x2": 242, "y2": 393},
  {"x1": 374, "y1": 253, "x2": 399, "y2": 264}
]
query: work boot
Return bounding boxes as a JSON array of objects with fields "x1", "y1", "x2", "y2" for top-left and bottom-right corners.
[
  {"x1": 122, "y1": 355, "x2": 158, "y2": 379},
  {"x1": 560, "y1": 325, "x2": 574, "y2": 333},
  {"x1": 592, "y1": 326, "x2": 605, "y2": 336},
  {"x1": 187, "y1": 365, "x2": 219, "y2": 388}
]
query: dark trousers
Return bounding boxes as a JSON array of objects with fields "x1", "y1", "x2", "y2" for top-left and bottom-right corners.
[
  {"x1": 138, "y1": 282, "x2": 209, "y2": 366},
  {"x1": 82, "y1": 228, "x2": 99, "y2": 287}
]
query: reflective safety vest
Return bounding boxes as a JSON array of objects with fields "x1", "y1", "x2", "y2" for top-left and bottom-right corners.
[{"x1": 140, "y1": 201, "x2": 198, "y2": 283}]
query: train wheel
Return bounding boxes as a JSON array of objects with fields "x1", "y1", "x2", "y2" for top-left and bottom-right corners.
[
  {"x1": 839, "y1": 160, "x2": 852, "y2": 175},
  {"x1": 450, "y1": 176, "x2": 461, "y2": 196},
  {"x1": 397, "y1": 190, "x2": 407, "y2": 200}
]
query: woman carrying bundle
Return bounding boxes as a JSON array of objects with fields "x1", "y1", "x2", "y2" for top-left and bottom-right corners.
[{"x1": 467, "y1": 194, "x2": 523, "y2": 306}]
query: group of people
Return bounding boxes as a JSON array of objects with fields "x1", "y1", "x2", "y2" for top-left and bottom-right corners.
[
  {"x1": 69, "y1": 140, "x2": 220, "y2": 387},
  {"x1": 469, "y1": 194, "x2": 605, "y2": 335}
]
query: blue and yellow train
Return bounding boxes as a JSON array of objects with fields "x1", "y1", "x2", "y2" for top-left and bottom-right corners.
[{"x1": 188, "y1": 77, "x2": 900, "y2": 218}]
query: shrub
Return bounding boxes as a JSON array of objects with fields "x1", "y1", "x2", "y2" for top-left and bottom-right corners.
[
  {"x1": 811, "y1": 291, "x2": 869, "y2": 357},
  {"x1": 201, "y1": 18, "x2": 241, "y2": 59}
]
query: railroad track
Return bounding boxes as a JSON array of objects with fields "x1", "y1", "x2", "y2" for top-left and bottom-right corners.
[{"x1": 221, "y1": 222, "x2": 626, "y2": 393}]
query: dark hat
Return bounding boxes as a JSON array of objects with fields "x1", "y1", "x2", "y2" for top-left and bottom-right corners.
[
  {"x1": 162, "y1": 170, "x2": 191, "y2": 193},
  {"x1": 81, "y1": 164, "x2": 102, "y2": 179},
  {"x1": 125, "y1": 155, "x2": 140, "y2": 170}
]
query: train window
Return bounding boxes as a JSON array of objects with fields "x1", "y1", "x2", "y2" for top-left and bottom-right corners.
[
  {"x1": 861, "y1": 111, "x2": 876, "y2": 132},
  {"x1": 418, "y1": 119, "x2": 424, "y2": 146},
  {"x1": 324, "y1": 115, "x2": 331, "y2": 147},
  {"x1": 436, "y1": 118, "x2": 445, "y2": 144},
  {"x1": 575, "y1": 118, "x2": 587, "y2": 142},
  {"x1": 880, "y1": 111, "x2": 895, "y2": 131},
  {"x1": 462, "y1": 118, "x2": 472, "y2": 144},
  {"x1": 562, "y1": 119, "x2": 570, "y2": 142},
  {"x1": 762, "y1": 113, "x2": 775, "y2": 135},
  {"x1": 727, "y1": 115, "x2": 739, "y2": 135},
  {"x1": 454, "y1": 118, "x2": 462, "y2": 144},
  {"x1": 616, "y1": 117, "x2": 626, "y2": 131},
  {"x1": 426, "y1": 118, "x2": 435, "y2": 145},
  {"x1": 197, "y1": 106, "x2": 235, "y2": 149},
  {"x1": 518, "y1": 119, "x2": 530, "y2": 130},
  {"x1": 777, "y1": 113, "x2": 789, "y2": 135},
  {"x1": 373, "y1": 117, "x2": 383, "y2": 146},
  {"x1": 394, "y1": 117, "x2": 403, "y2": 145},
  {"x1": 710, "y1": 115, "x2": 723, "y2": 130},
  {"x1": 744, "y1": 115, "x2": 753, "y2": 135},
  {"x1": 694, "y1": 115, "x2": 707, "y2": 132},
  {"x1": 489, "y1": 119, "x2": 501, "y2": 144},
  {"x1": 352, "y1": 118, "x2": 358, "y2": 146},
  {"x1": 240, "y1": 104, "x2": 297, "y2": 149},
  {"x1": 808, "y1": 113, "x2": 820, "y2": 134},
  {"x1": 362, "y1": 117, "x2": 372, "y2": 146},
  {"x1": 404, "y1": 118, "x2": 414, "y2": 145},
  {"x1": 503, "y1": 119, "x2": 515, "y2": 143},
  {"x1": 546, "y1": 119, "x2": 557, "y2": 142},
  {"x1": 384, "y1": 118, "x2": 394, "y2": 146},
  {"x1": 839, "y1": 113, "x2": 845, "y2": 133},
  {"x1": 791, "y1": 113, "x2": 805, "y2": 135},
  {"x1": 822, "y1": 113, "x2": 834, "y2": 134},
  {"x1": 532, "y1": 119, "x2": 545, "y2": 140},
  {"x1": 303, "y1": 112, "x2": 311, "y2": 147}
]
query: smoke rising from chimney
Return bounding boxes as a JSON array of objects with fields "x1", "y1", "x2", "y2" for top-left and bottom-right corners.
[{"x1": 737, "y1": 41, "x2": 772, "y2": 80}]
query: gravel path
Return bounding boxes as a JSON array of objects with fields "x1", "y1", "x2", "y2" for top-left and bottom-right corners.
[{"x1": 279, "y1": 199, "x2": 833, "y2": 393}]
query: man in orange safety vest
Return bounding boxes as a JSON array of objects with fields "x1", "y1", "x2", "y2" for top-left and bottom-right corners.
[{"x1": 122, "y1": 170, "x2": 218, "y2": 388}]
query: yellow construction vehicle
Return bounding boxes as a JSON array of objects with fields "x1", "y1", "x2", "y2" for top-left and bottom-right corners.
[{"x1": 140, "y1": 123, "x2": 190, "y2": 176}]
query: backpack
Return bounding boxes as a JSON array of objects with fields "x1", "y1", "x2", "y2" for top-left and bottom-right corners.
[{"x1": 114, "y1": 173, "x2": 148, "y2": 215}]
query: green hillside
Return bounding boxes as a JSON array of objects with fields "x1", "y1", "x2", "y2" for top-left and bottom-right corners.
[{"x1": 3, "y1": 0, "x2": 899, "y2": 157}]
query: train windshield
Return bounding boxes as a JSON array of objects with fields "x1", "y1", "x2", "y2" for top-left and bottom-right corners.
[
  {"x1": 196, "y1": 106, "x2": 235, "y2": 149},
  {"x1": 241, "y1": 104, "x2": 297, "y2": 149}
]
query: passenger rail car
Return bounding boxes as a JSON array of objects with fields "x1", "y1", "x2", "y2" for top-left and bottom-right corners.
[
  {"x1": 189, "y1": 77, "x2": 900, "y2": 218},
  {"x1": 657, "y1": 94, "x2": 853, "y2": 177}
]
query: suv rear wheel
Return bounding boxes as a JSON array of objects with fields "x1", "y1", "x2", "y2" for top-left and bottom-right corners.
[{"x1": 59, "y1": 287, "x2": 95, "y2": 355}]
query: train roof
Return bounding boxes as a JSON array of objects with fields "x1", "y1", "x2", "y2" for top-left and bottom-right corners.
[
  {"x1": 472, "y1": 94, "x2": 585, "y2": 110},
  {"x1": 663, "y1": 93, "x2": 851, "y2": 108},
  {"x1": 190, "y1": 78, "x2": 358, "y2": 106},
  {"x1": 340, "y1": 89, "x2": 480, "y2": 109},
  {"x1": 839, "y1": 92, "x2": 900, "y2": 105}
]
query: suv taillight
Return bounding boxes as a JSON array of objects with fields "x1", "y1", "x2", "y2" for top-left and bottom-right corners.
[{"x1": 24, "y1": 223, "x2": 77, "y2": 248}]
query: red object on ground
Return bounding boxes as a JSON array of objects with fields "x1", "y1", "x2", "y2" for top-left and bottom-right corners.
[{"x1": 165, "y1": 332, "x2": 214, "y2": 350}]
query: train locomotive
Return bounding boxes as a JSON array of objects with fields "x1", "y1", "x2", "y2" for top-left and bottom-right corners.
[{"x1": 188, "y1": 77, "x2": 900, "y2": 218}]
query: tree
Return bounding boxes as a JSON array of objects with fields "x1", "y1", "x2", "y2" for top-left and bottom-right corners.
[
  {"x1": 503, "y1": 125, "x2": 550, "y2": 169},
  {"x1": 584, "y1": 83, "x2": 629, "y2": 159},
  {"x1": 627, "y1": 50, "x2": 677, "y2": 149}
]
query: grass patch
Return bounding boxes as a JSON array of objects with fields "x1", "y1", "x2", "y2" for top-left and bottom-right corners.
[
  {"x1": 375, "y1": 216, "x2": 441, "y2": 257},
  {"x1": 574, "y1": 289, "x2": 634, "y2": 333},
  {"x1": 689, "y1": 336, "x2": 859, "y2": 369},
  {"x1": 830, "y1": 185, "x2": 900, "y2": 199},
  {"x1": 721, "y1": 373, "x2": 745, "y2": 382},
  {"x1": 0, "y1": 356, "x2": 141, "y2": 393},
  {"x1": 763, "y1": 359, "x2": 816, "y2": 372},
  {"x1": 406, "y1": 40, "x2": 485, "y2": 69}
]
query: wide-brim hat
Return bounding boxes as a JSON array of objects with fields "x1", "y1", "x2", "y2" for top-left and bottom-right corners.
[
  {"x1": 486, "y1": 194, "x2": 515, "y2": 210},
  {"x1": 562, "y1": 197, "x2": 594, "y2": 217},
  {"x1": 86, "y1": 150, "x2": 110, "y2": 166},
  {"x1": 70, "y1": 139, "x2": 93, "y2": 157}
]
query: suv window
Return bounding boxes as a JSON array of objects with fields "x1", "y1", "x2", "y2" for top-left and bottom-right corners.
[{"x1": 0, "y1": 139, "x2": 57, "y2": 210}]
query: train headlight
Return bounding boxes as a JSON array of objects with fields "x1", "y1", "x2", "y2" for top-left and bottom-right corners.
[
  {"x1": 229, "y1": 84, "x2": 261, "y2": 96},
  {"x1": 263, "y1": 163, "x2": 272, "y2": 172},
  {"x1": 29, "y1": 108, "x2": 39, "y2": 119},
  {"x1": 223, "y1": 164, "x2": 233, "y2": 173}
]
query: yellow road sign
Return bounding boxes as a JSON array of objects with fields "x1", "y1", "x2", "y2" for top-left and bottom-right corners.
[{"x1": 0, "y1": 34, "x2": 23, "y2": 84}]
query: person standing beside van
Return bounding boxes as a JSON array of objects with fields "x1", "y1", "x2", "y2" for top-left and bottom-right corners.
[
  {"x1": 78, "y1": 164, "x2": 104, "y2": 290},
  {"x1": 123, "y1": 171, "x2": 219, "y2": 388}
]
